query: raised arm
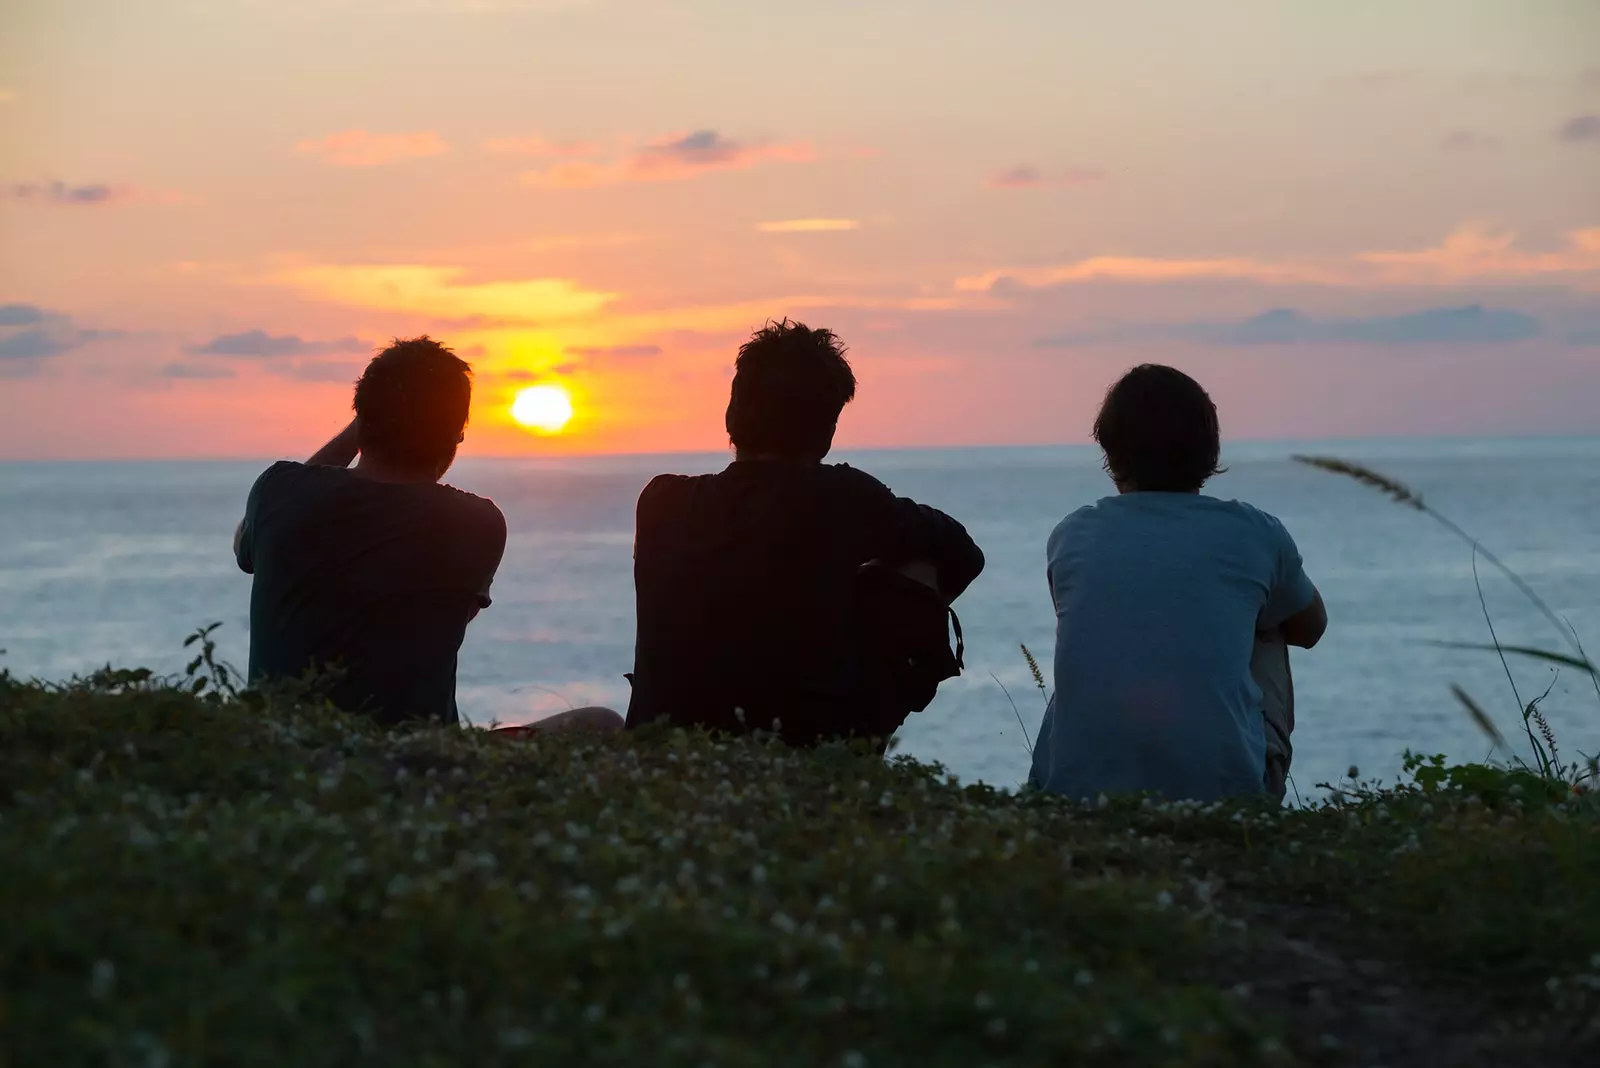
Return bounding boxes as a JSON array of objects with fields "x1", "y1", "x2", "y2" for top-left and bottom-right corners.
[
  {"x1": 306, "y1": 418, "x2": 360, "y2": 467},
  {"x1": 233, "y1": 421, "x2": 360, "y2": 566}
]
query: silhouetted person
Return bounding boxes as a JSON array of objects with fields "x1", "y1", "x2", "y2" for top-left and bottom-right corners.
[
  {"x1": 234, "y1": 336, "x2": 620, "y2": 733},
  {"x1": 626, "y1": 320, "x2": 984, "y2": 747},
  {"x1": 1029, "y1": 365, "x2": 1327, "y2": 803}
]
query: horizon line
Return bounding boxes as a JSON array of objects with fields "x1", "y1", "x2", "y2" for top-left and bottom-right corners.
[{"x1": 4, "y1": 431, "x2": 1600, "y2": 464}]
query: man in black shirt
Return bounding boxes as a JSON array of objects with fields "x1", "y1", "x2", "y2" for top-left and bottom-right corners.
[
  {"x1": 626, "y1": 320, "x2": 984, "y2": 746},
  {"x1": 235, "y1": 336, "x2": 620, "y2": 733}
]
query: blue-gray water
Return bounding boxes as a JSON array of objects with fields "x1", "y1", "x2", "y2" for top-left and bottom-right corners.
[{"x1": 4, "y1": 439, "x2": 1599, "y2": 796}]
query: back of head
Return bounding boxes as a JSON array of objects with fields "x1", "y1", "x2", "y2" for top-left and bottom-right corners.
[
  {"x1": 1093, "y1": 364, "x2": 1223, "y2": 492},
  {"x1": 726, "y1": 319, "x2": 857, "y2": 459},
  {"x1": 353, "y1": 336, "x2": 473, "y2": 477}
]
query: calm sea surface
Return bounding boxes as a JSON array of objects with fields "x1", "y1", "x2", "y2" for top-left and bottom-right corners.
[{"x1": 4, "y1": 439, "x2": 1599, "y2": 797}]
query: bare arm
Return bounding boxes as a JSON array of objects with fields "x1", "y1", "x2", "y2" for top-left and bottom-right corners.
[
  {"x1": 307, "y1": 418, "x2": 360, "y2": 467},
  {"x1": 1277, "y1": 587, "x2": 1328, "y2": 649}
]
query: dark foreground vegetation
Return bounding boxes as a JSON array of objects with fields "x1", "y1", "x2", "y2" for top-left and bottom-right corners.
[{"x1": 2, "y1": 667, "x2": 1597, "y2": 1068}]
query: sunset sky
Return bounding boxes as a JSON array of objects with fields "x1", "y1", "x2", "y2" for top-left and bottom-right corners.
[{"x1": 2, "y1": 0, "x2": 1597, "y2": 459}]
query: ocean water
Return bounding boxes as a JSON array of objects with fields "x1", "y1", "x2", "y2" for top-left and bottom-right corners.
[{"x1": 4, "y1": 439, "x2": 1600, "y2": 797}]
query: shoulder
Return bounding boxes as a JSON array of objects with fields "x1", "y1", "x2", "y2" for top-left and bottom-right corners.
[
  {"x1": 1211, "y1": 498, "x2": 1293, "y2": 539},
  {"x1": 436, "y1": 484, "x2": 506, "y2": 541},
  {"x1": 821, "y1": 462, "x2": 896, "y2": 496},
  {"x1": 638, "y1": 471, "x2": 700, "y2": 511},
  {"x1": 1046, "y1": 502, "x2": 1105, "y2": 556},
  {"x1": 250, "y1": 459, "x2": 306, "y2": 492}
]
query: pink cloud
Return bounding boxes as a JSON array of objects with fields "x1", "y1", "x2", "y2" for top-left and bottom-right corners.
[
  {"x1": 482, "y1": 135, "x2": 601, "y2": 158},
  {"x1": 521, "y1": 129, "x2": 813, "y2": 188},
  {"x1": 1360, "y1": 225, "x2": 1600, "y2": 284},
  {"x1": 988, "y1": 165, "x2": 1044, "y2": 189},
  {"x1": 6, "y1": 179, "x2": 131, "y2": 206},
  {"x1": 988, "y1": 164, "x2": 1106, "y2": 190},
  {"x1": 956, "y1": 224, "x2": 1600, "y2": 293},
  {"x1": 295, "y1": 129, "x2": 451, "y2": 167}
]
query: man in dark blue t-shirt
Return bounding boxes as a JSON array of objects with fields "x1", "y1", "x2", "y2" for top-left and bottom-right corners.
[{"x1": 236, "y1": 336, "x2": 550, "y2": 728}]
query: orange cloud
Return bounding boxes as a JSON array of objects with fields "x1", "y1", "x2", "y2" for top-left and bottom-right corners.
[
  {"x1": 955, "y1": 256, "x2": 1332, "y2": 292},
  {"x1": 756, "y1": 219, "x2": 859, "y2": 233},
  {"x1": 483, "y1": 135, "x2": 602, "y2": 157},
  {"x1": 956, "y1": 225, "x2": 1600, "y2": 293},
  {"x1": 276, "y1": 264, "x2": 616, "y2": 319},
  {"x1": 521, "y1": 130, "x2": 813, "y2": 188},
  {"x1": 295, "y1": 129, "x2": 451, "y2": 167},
  {"x1": 1360, "y1": 225, "x2": 1600, "y2": 284}
]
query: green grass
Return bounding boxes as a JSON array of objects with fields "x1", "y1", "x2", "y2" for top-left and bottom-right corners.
[{"x1": 2, "y1": 671, "x2": 1597, "y2": 1067}]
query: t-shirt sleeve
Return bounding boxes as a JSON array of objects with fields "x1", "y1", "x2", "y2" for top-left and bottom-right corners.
[
  {"x1": 235, "y1": 462, "x2": 292, "y2": 575},
  {"x1": 471, "y1": 504, "x2": 509, "y2": 609},
  {"x1": 1258, "y1": 511, "x2": 1317, "y2": 630},
  {"x1": 834, "y1": 465, "x2": 985, "y2": 600}
]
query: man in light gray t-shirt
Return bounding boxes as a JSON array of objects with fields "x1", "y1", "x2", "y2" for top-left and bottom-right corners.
[{"x1": 1029, "y1": 365, "x2": 1327, "y2": 803}]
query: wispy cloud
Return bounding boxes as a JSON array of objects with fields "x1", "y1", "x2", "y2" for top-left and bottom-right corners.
[
  {"x1": 1441, "y1": 129, "x2": 1501, "y2": 151},
  {"x1": 1359, "y1": 225, "x2": 1600, "y2": 284},
  {"x1": 161, "y1": 362, "x2": 237, "y2": 380},
  {"x1": 0, "y1": 303, "x2": 120, "y2": 375},
  {"x1": 988, "y1": 165, "x2": 1044, "y2": 189},
  {"x1": 756, "y1": 218, "x2": 859, "y2": 233},
  {"x1": 1559, "y1": 115, "x2": 1600, "y2": 144},
  {"x1": 1039, "y1": 305, "x2": 1542, "y2": 347},
  {"x1": 987, "y1": 165, "x2": 1106, "y2": 190},
  {"x1": 958, "y1": 225, "x2": 1600, "y2": 292},
  {"x1": 521, "y1": 130, "x2": 812, "y2": 188},
  {"x1": 0, "y1": 303, "x2": 47, "y2": 326},
  {"x1": 957, "y1": 255, "x2": 1331, "y2": 292},
  {"x1": 565, "y1": 343, "x2": 662, "y2": 358},
  {"x1": 295, "y1": 129, "x2": 451, "y2": 167},
  {"x1": 189, "y1": 330, "x2": 370, "y2": 357},
  {"x1": 6, "y1": 180, "x2": 127, "y2": 205},
  {"x1": 483, "y1": 134, "x2": 601, "y2": 157},
  {"x1": 278, "y1": 263, "x2": 617, "y2": 320}
]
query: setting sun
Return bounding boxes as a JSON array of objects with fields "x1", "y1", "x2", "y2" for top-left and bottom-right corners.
[{"x1": 510, "y1": 384, "x2": 575, "y2": 434}]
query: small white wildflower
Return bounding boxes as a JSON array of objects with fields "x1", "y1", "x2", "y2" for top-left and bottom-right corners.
[
  {"x1": 1073, "y1": 969, "x2": 1094, "y2": 986},
  {"x1": 1023, "y1": 958, "x2": 1039, "y2": 973},
  {"x1": 985, "y1": 1017, "x2": 1007, "y2": 1037},
  {"x1": 841, "y1": 1052, "x2": 866, "y2": 1068},
  {"x1": 1155, "y1": 890, "x2": 1173, "y2": 909},
  {"x1": 88, "y1": 959, "x2": 116, "y2": 999},
  {"x1": 498, "y1": 1027, "x2": 533, "y2": 1050},
  {"x1": 974, "y1": 991, "x2": 993, "y2": 1010},
  {"x1": 306, "y1": 884, "x2": 327, "y2": 906},
  {"x1": 1096, "y1": 793, "x2": 1110, "y2": 809},
  {"x1": 584, "y1": 1003, "x2": 605, "y2": 1023},
  {"x1": 750, "y1": 864, "x2": 767, "y2": 884}
]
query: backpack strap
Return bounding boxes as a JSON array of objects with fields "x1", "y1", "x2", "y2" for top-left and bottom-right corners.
[{"x1": 947, "y1": 607, "x2": 965, "y2": 671}]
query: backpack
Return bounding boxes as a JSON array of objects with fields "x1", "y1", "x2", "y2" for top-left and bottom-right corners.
[{"x1": 853, "y1": 561, "x2": 966, "y2": 729}]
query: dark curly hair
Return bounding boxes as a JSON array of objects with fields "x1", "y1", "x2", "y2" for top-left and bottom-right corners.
[
  {"x1": 725, "y1": 319, "x2": 856, "y2": 458},
  {"x1": 1093, "y1": 364, "x2": 1224, "y2": 493},
  {"x1": 353, "y1": 336, "x2": 472, "y2": 474}
]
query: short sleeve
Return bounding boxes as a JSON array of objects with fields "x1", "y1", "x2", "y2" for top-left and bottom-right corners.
[
  {"x1": 1258, "y1": 511, "x2": 1316, "y2": 629},
  {"x1": 235, "y1": 462, "x2": 292, "y2": 574},
  {"x1": 471, "y1": 503, "x2": 508, "y2": 610}
]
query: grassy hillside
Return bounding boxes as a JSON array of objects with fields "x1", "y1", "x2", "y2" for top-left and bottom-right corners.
[{"x1": 1, "y1": 670, "x2": 1596, "y2": 1067}]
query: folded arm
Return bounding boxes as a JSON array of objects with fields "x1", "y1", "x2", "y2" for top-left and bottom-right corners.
[
  {"x1": 1276, "y1": 587, "x2": 1328, "y2": 649},
  {"x1": 848, "y1": 469, "x2": 985, "y2": 600}
]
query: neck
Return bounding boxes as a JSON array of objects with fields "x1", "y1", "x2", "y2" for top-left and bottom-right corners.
[
  {"x1": 353, "y1": 455, "x2": 441, "y2": 485},
  {"x1": 735, "y1": 451, "x2": 824, "y2": 464}
]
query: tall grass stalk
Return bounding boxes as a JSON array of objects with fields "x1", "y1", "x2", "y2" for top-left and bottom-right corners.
[{"x1": 1295, "y1": 455, "x2": 1596, "y2": 789}]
